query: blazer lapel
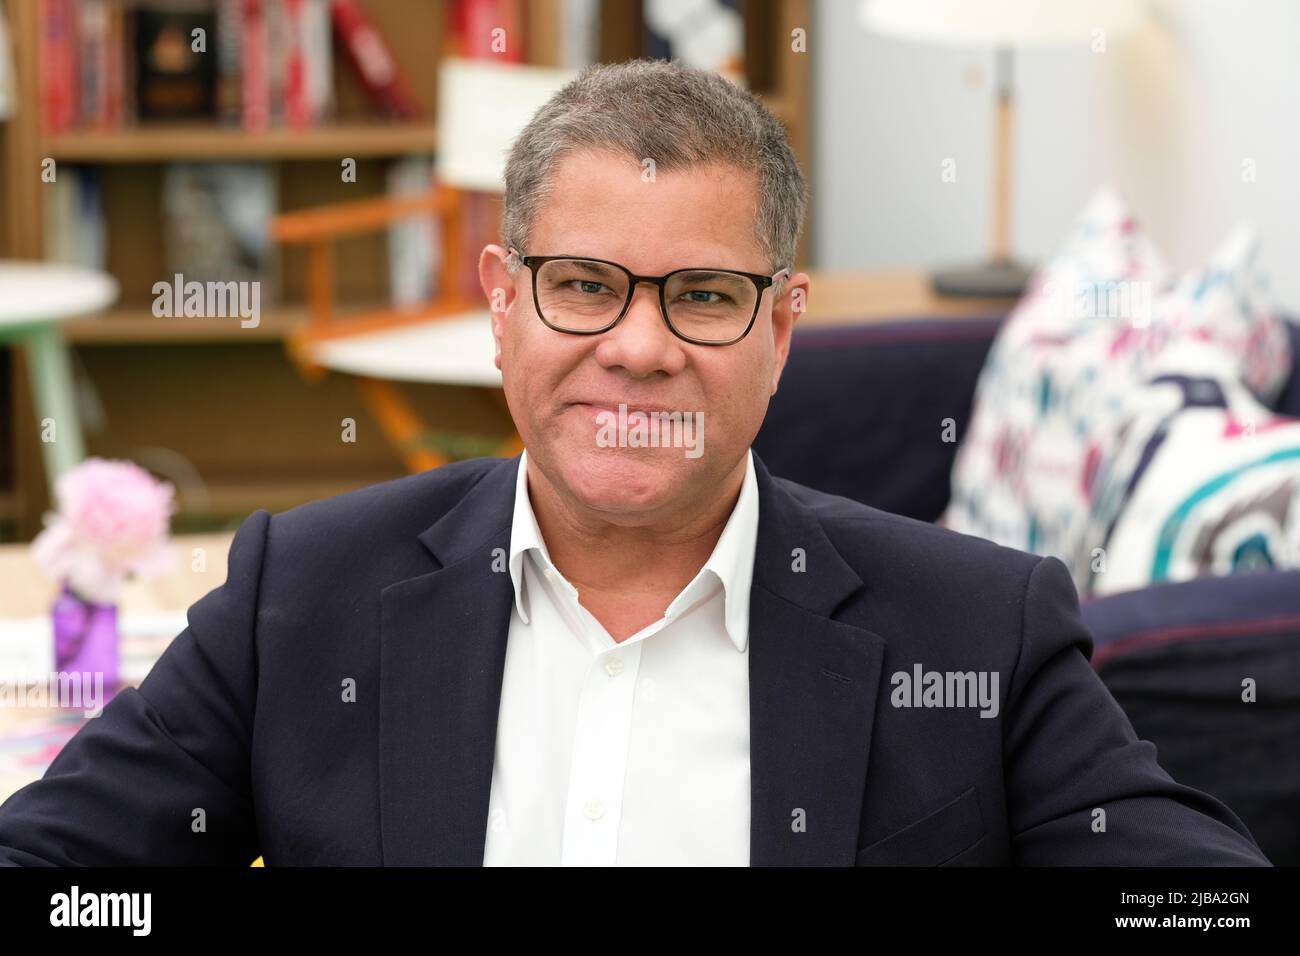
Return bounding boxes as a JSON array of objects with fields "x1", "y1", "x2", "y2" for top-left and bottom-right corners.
[
  {"x1": 379, "y1": 458, "x2": 518, "y2": 866},
  {"x1": 748, "y1": 455, "x2": 888, "y2": 866}
]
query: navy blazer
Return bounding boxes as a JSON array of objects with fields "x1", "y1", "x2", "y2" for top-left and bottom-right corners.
[{"x1": 0, "y1": 454, "x2": 1272, "y2": 865}]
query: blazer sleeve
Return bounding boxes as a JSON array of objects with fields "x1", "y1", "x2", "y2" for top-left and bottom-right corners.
[
  {"x1": 1003, "y1": 555, "x2": 1271, "y2": 866},
  {"x1": 0, "y1": 510, "x2": 271, "y2": 866}
]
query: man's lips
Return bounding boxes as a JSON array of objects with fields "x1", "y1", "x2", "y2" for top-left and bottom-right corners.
[{"x1": 570, "y1": 401, "x2": 685, "y2": 417}]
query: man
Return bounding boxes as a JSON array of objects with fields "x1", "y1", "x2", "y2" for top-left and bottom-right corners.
[{"x1": 0, "y1": 60, "x2": 1271, "y2": 866}]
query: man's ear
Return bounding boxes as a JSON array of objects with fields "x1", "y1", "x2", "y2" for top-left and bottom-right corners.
[
  {"x1": 769, "y1": 271, "x2": 809, "y2": 395},
  {"x1": 479, "y1": 244, "x2": 518, "y2": 370}
]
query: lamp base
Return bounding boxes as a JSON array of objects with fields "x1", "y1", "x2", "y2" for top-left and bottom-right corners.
[{"x1": 930, "y1": 259, "x2": 1034, "y2": 298}]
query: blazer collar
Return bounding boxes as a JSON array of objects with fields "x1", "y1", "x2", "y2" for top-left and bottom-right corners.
[{"x1": 379, "y1": 453, "x2": 887, "y2": 865}]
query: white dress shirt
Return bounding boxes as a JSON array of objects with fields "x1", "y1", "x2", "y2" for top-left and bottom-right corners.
[{"x1": 482, "y1": 449, "x2": 758, "y2": 866}]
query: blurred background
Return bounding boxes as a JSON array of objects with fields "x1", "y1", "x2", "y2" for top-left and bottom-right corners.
[
  {"x1": 2, "y1": 0, "x2": 1298, "y2": 536},
  {"x1": 0, "y1": 0, "x2": 1297, "y2": 863}
]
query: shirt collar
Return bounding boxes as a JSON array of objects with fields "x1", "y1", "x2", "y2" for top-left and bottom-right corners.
[
  {"x1": 507, "y1": 448, "x2": 759, "y2": 652},
  {"x1": 507, "y1": 448, "x2": 552, "y2": 625}
]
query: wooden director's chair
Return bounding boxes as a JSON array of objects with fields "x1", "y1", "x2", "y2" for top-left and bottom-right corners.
[{"x1": 271, "y1": 58, "x2": 577, "y2": 473}]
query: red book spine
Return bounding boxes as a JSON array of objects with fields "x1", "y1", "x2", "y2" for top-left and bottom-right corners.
[
  {"x1": 500, "y1": 0, "x2": 524, "y2": 63},
  {"x1": 453, "y1": 0, "x2": 524, "y2": 62},
  {"x1": 463, "y1": 0, "x2": 497, "y2": 59},
  {"x1": 242, "y1": 0, "x2": 270, "y2": 131},
  {"x1": 40, "y1": 0, "x2": 78, "y2": 132},
  {"x1": 329, "y1": 0, "x2": 419, "y2": 118},
  {"x1": 283, "y1": 0, "x2": 310, "y2": 128}
]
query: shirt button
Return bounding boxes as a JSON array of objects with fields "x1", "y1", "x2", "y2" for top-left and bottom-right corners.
[
  {"x1": 603, "y1": 656, "x2": 624, "y2": 677},
  {"x1": 583, "y1": 799, "x2": 605, "y2": 821}
]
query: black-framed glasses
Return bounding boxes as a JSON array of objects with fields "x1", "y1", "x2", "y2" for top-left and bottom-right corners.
[{"x1": 508, "y1": 248, "x2": 790, "y2": 346}]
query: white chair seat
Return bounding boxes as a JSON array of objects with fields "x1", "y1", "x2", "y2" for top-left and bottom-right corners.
[{"x1": 308, "y1": 309, "x2": 502, "y2": 387}]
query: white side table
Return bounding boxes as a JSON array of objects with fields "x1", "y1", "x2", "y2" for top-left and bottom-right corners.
[{"x1": 0, "y1": 261, "x2": 119, "y2": 496}]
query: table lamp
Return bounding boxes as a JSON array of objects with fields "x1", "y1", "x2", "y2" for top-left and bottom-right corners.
[{"x1": 858, "y1": 0, "x2": 1148, "y2": 296}]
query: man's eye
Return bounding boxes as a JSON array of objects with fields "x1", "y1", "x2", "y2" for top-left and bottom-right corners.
[
  {"x1": 571, "y1": 280, "x2": 611, "y2": 295},
  {"x1": 681, "y1": 290, "x2": 729, "y2": 304}
]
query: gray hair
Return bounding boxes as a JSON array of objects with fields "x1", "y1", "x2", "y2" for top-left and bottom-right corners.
[{"x1": 500, "y1": 58, "x2": 808, "y2": 286}]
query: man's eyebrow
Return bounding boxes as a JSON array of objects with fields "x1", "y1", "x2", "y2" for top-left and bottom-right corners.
[{"x1": 566, "y1": 259, "x2": 622, "y2": 278}]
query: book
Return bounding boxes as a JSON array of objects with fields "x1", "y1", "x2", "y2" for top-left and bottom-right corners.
[
  {"x1": 240, "y1": 0, "x2": 270, "y2": 130},
  {"x1": 281, "y1": 0, "x2": 307, "y2": 128},
  {"x1": 105, "y1": 0, "x2": 131, "y2": 126},
  {"x1": 330, "y1": 0, "x2": 419, "y2": 118},
  {"x1": 134, "y1": 1, "x2": 218, "y2": 121},
  {"x1": 160, "y1": 163, "x2": 279, "y2": 305},
  {"x1": 44, "y1": 165, "x2": 107, "y2": 270},
  {"x1": 37, "y1": 0, "x2": 372, "y2": 132},
  {"x1": 215, "y1": 0, "x2": 243, "y2": 125},
  {"x1": 386, "y1": 156, "x2": 441, "y2": 309},
  {"x1": 266, "y1": 0, "x2": 286, "y2": 125},
  {"x1": 560, "y1": 0, "x2": 599, "y2": 69},
  {"x1": 75, "y1": 0, "x2": 128, "y2": 127},
  {"x1": 39, "y1": 0, "x2": 78, "y2": 132},
  {"x1": 243, "y1": 0, "x2": 333, "y2": 130},
  {"x1": 301, "y1": 0, "x2": 334, "y2": 124},
  {"x1": 78, "y1": 0, "x2": 107, "y2": 126},
  {"x1": 451, "y1": 0, "x2": 524, "y2": 61}
]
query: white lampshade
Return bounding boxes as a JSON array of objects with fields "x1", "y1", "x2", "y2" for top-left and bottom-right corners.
[
  {"x1": 858, "y1": 0, "x2": 1147, "y2": 47},
  {"x1": 436, "y1": 58, "x2": 579, "y2": 193}
]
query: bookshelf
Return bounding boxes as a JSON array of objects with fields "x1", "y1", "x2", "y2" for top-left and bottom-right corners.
[
  {"x1": 0, "y1": 0, "x2": 812, "y2": 541},
  {"x1": 44, "y1": 122, "x2": 438, "y2": 162}
]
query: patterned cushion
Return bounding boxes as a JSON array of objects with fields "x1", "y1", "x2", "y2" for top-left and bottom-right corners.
[
  {"x1": 1086, "y1": 375, "x2": 1300, "y2": 595},
  {"x1": 942, "y1": 188, "x2": 1292, "y2": 587}
]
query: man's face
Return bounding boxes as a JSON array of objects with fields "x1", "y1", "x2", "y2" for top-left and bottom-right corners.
[{"x1": 480, "y1": 148, "x2": 806, "y2": 526}]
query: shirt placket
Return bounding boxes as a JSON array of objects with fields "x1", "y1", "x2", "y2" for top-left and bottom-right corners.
[
  {"x1": 535, "y1": 563, "x2": 652, "y2": 867},
  {"x1": 559, "y1": 634, "x2": 644, "y2": 866}
]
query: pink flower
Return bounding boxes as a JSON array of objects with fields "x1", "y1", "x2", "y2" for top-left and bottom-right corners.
[{"x1": 32, "y1": 458, "x2": 176, "y2": 604}]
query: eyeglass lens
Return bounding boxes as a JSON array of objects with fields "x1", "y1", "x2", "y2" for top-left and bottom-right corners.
[{"x1": 534, "y1": 258, "x2": 758, "y2": 342}]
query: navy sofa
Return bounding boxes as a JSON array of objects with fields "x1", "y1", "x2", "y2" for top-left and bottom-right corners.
[{"x1": 754, "y1": 314, "x2": 1300, "y2": 864}]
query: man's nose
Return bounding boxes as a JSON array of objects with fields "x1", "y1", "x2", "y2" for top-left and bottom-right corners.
[{"x1": 593, "y1": 282, "x2": 687, "y2": 378}]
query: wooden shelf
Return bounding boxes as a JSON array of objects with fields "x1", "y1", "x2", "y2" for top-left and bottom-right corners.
[
  {"x1": 62, "y1": 305, "x2": 307, "y2": 343},
  {"x1": 60, "y1": 301, "x2": 412, "y2": 344},
  {"x1": 43, "y1": 123, "x2": 438, "y2": 163}
]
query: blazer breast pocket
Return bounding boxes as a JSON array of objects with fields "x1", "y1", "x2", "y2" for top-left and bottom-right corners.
[{"x1": 854, "y1": 786, "x2": 986, "y2": 866}]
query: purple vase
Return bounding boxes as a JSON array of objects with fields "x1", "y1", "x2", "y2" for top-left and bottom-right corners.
[{"x1": 51, "y1": 584, "x2": 120, "y2": 706}]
